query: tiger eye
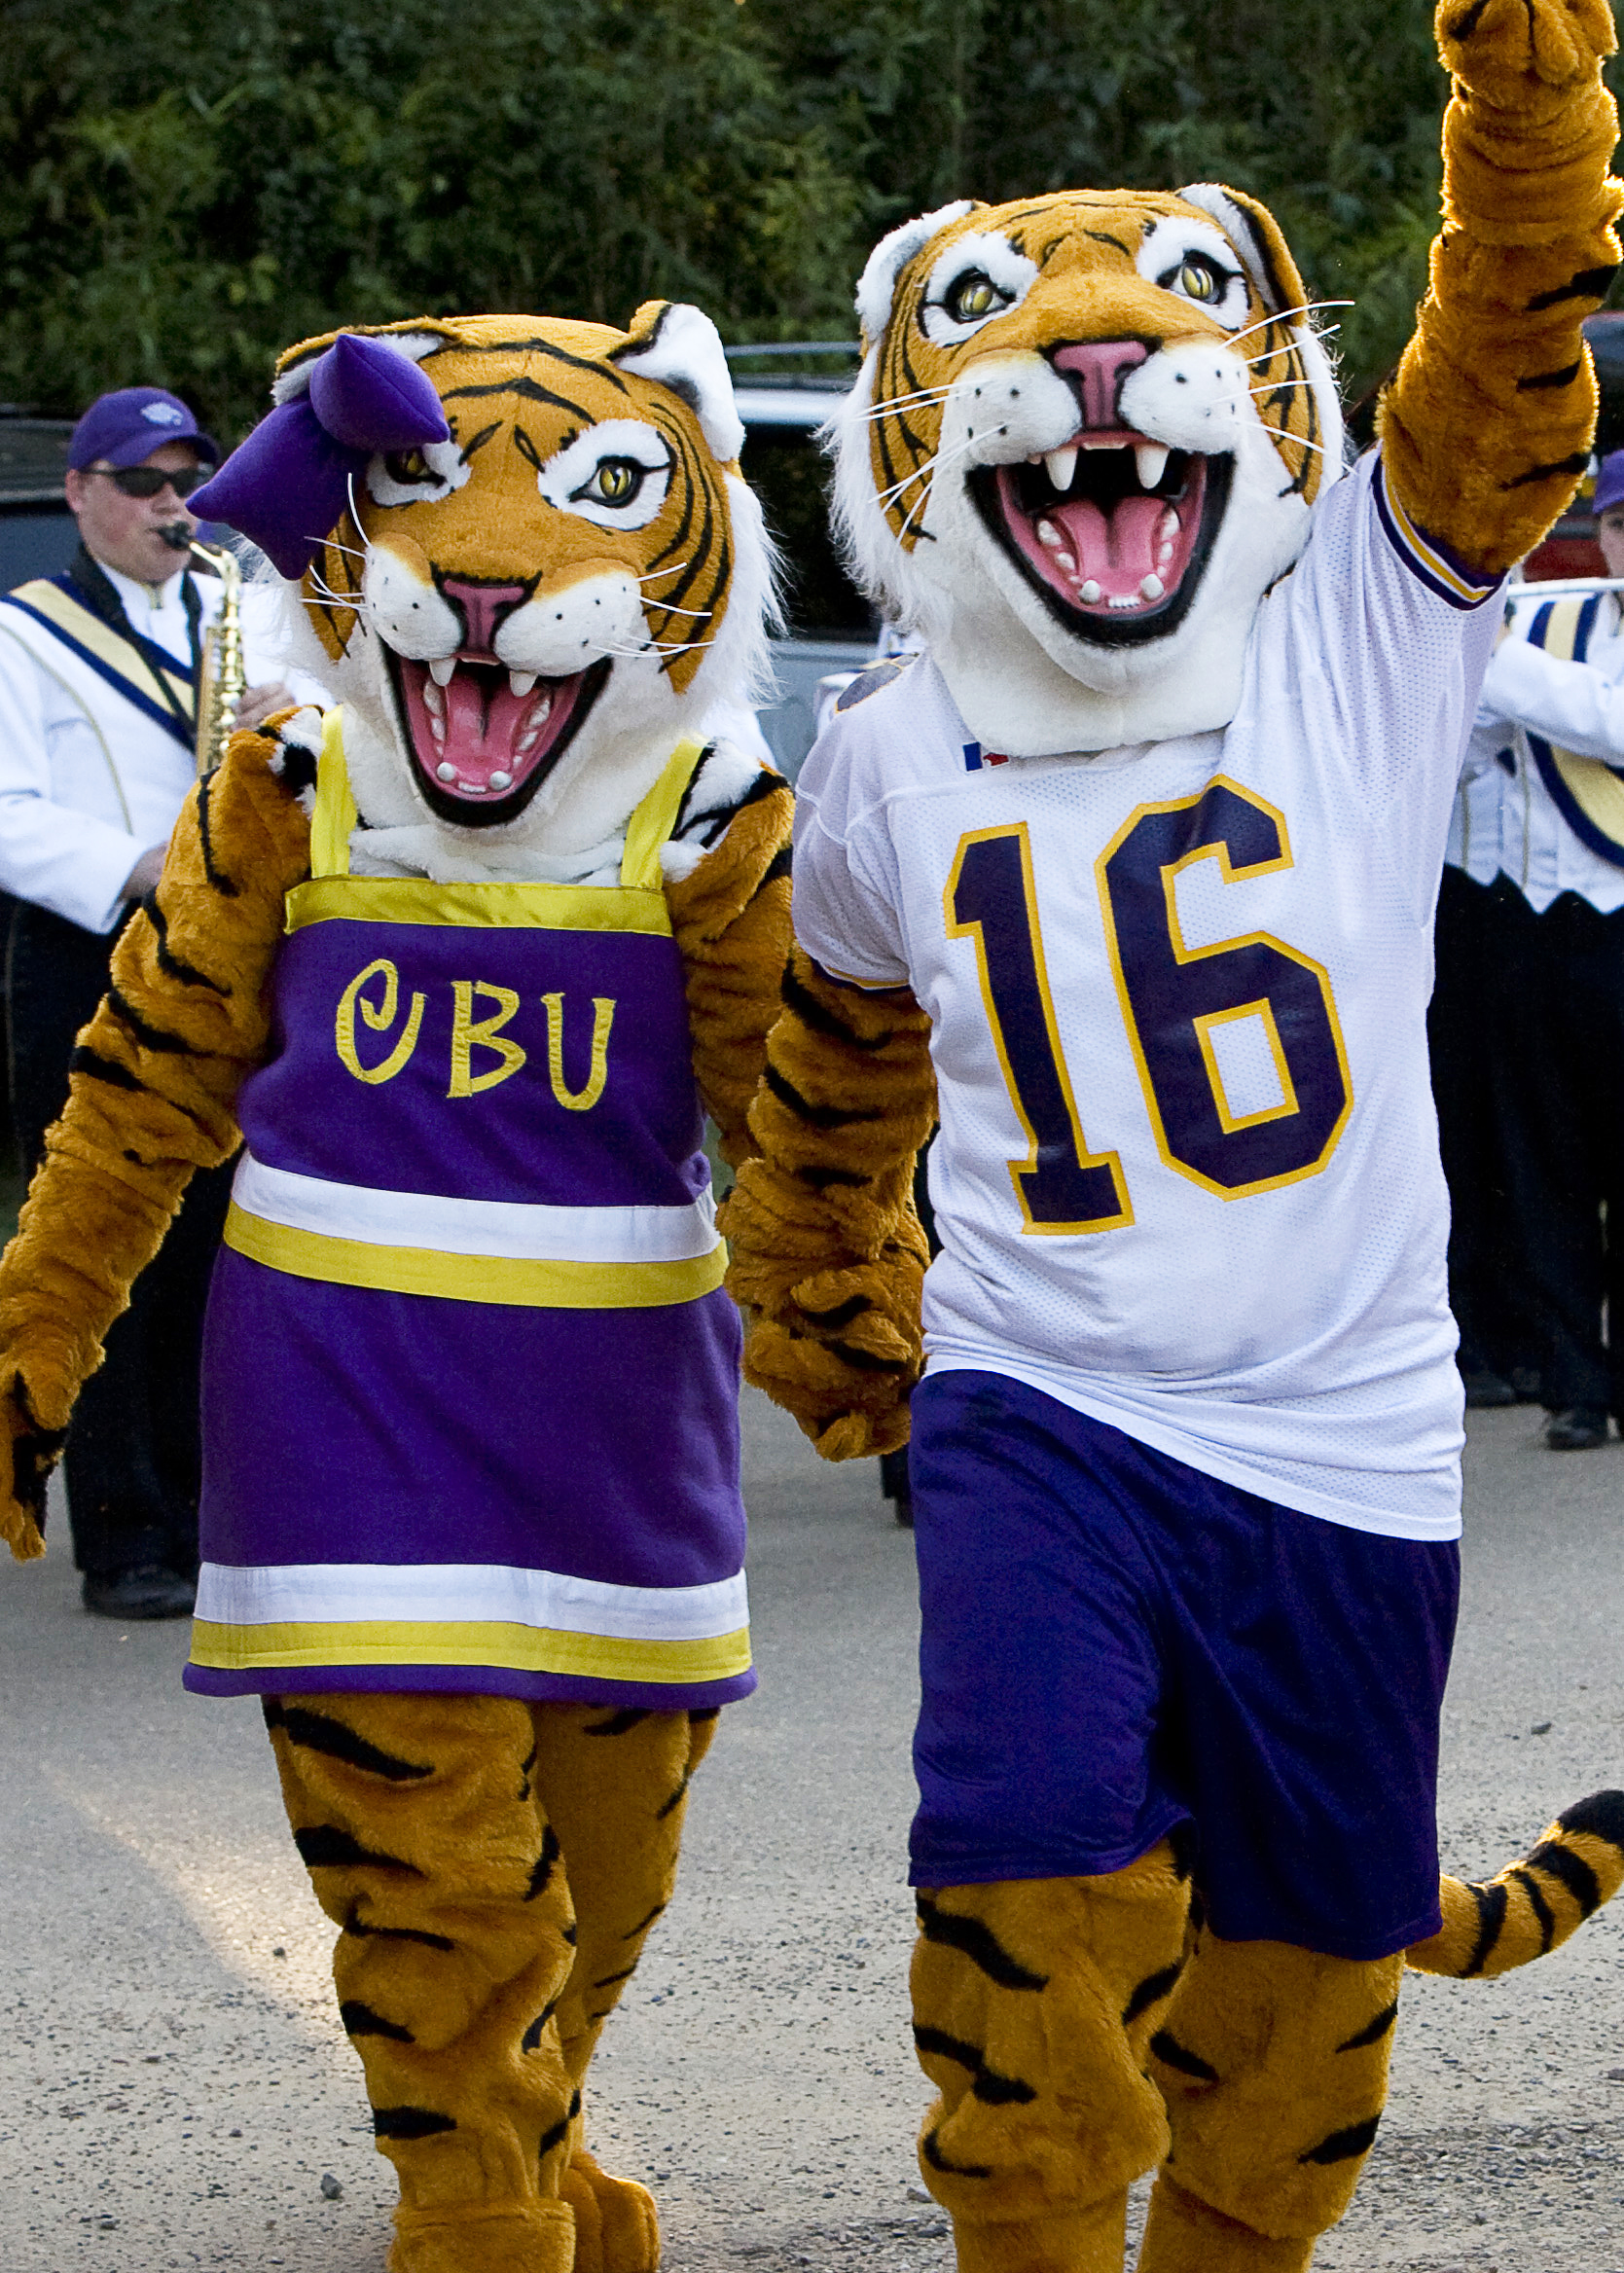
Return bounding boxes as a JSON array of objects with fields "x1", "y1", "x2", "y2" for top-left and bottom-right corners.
[
  {"x1": 1179, "y1": 259, "x2": 1219, "y2": 302},
  {"x1": 949, "y1": 272, "x2": 1000, "y2": 322},
  {"x1": 385, "y1": 448, "x2": 430, "y2": 482},
  {"x1": 594, "y1": 460, "x2": 638, "y2": 503}
]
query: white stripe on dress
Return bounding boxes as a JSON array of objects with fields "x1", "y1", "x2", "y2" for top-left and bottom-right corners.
[
  {"x1": 196, "y1": 1560, "x2": 748, "y2": 1641},
  {"x1": 232, "y1": 1151, "x2": 718, "y2": 1265}
]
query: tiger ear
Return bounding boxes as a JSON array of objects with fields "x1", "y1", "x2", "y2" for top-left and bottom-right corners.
[
  {"x1": 614, "y1": 302, "x2": 744, "y2": 465},
  {"x1": 1177, "y1": 185, "x2": 1308, "y2": 320},
  {"x1": 271, "y1": 319, "x2": 459, "y2": 406},
  {"x1": 854, "y1": 200, "x2": 979, "y2": 352}
]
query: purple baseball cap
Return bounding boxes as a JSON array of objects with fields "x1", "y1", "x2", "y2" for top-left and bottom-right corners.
[
  {"x1": 68, "y1": 387, "x2": 219, "y2": 472},
  {"x1": 1593, "y1": 449, "x2": 1624, "y2": 517}
]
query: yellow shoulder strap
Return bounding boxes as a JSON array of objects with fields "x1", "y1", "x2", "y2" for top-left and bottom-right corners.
[
  {"x1": 310, "y1": 708, "x2": 358, "y2": 879},
  {"x1": 619, "y1": 736, "x2": 708, "y2": 891},
  {"x1": 1534, "y1": 595, "x2": 1585, "y2": 664}
]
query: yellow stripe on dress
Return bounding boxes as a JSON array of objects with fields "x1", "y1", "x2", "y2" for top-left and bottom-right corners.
[
  {"x1": 190, "y1": 1617, "x2": 752, "y2": 1683},
  {"x1": 1382, "y1": 479, "x2": 1496, "y2": 605},
  {"x1": 285, "y1": 876, "x2": 674, "y2": 936},
  {"x1": 225, "y1": 1203, "x2": 726, "y2": 1308}
]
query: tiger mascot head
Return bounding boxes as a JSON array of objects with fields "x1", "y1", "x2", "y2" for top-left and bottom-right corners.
[
  {"x1": 833, "y1": 188, "x2": 1343, "y2": 754},
  {"x1": 193, "y1": 306, "x2": 775, "y2": 869}
]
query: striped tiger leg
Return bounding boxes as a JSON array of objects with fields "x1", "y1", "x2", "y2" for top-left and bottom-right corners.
[
  {"x1": 531, "y1": 1703, "x2": 720, "y2": 2273},
  {"x1": 264, "y1": 1692, "x2": 579, "y2": 2273},
  {"x1": 1137, "y1": 1936, "x2": 1405, "y2": 2271},
  {"x1": 911, "y1": 1844, "x2": 1193, "y2": 2273}
]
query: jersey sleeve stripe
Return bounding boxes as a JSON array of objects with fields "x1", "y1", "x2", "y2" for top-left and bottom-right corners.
[{"x1": 1373, "y1": 457, "x2": 1502, "y2": 611}]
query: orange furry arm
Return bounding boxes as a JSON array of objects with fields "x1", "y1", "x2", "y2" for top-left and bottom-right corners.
[
  {"x1": 1380, "y1": 0, "x2": 1622, "y2": 575},
  {"x1": 667, "y1": 778, "x2": 794, "y2": 1170},
  {"x1": 0, "y1": 725, "x2": 312, "y2": 1560},
  {"x1": 721, "y1": 949, "x2": 936, "y2": 1461}
]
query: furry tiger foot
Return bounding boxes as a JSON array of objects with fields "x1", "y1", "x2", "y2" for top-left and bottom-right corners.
[{"x1": 559, "y1": 2148, "x2": 660, "y2": 2273}]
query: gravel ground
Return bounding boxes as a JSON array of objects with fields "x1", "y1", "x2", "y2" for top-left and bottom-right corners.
[{"x1": 0, "y1": 1394, "x2": 1620, "y2": 2271}]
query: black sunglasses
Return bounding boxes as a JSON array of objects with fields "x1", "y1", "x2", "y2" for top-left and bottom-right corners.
[{"x1": 91, "y1": 463, "x2": 211, "y2": 501}]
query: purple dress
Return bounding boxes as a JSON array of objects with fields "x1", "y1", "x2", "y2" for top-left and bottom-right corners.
[{"x1": 185, "y1": 726, "x2": 751, "y2": 1710}]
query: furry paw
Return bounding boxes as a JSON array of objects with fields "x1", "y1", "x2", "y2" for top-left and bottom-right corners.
[
  {"x1": 0, "y1": 1371, "x2": 63, "y2": 1563},
  {"x1": 559, "y1": 2149, "x2": 660, "y2": 2273},
  {"x1": 1438, "y1": 0, "x2": 1615, "y2": 100}
]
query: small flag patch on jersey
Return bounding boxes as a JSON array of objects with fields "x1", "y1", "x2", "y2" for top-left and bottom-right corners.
[{"x1": 963, "y1": 741, "x2": 1010, "y2": 772}]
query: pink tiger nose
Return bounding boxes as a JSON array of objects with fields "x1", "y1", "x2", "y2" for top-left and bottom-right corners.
[
  {"x1": 1053, "y1": 340, "x2": 1150, "y2": 430},
  {"x1": 441, "y1": 577, "x2": 529, "y2": 658}
]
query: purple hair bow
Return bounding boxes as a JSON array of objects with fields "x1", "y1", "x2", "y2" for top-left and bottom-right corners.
[{"x1": 188, "y1": 334, "x2": 450, "y2": 579}]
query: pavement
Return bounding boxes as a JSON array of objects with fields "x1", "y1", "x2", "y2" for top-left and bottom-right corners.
[{"x1": 0, "y1": 1392, "x2": 1621, "y2": 2273}]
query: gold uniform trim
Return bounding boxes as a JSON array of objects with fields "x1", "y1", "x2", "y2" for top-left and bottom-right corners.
[
  {"x1": 190, "y1": 1616, "x2": 752, "y2": 1683},
  {"x1": 224, "y1": 1203, "x2": 727, "y2": 1309},
  {"x1": 286, "y1": 875, "x2": 674, "y2": 936}
]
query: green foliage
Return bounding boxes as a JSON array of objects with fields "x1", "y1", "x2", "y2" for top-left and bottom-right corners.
[{"x1": 2, "y1": 0, "x2": 1606, "y2": 434}]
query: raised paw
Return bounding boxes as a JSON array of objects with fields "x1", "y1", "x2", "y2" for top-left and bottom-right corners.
[
  {"x1": 559, "y1": 2149, "x2": 660, "y2": 2273},
  {"x1": 1437, "y1": 0, "x2": 1616, "y2": 100}
]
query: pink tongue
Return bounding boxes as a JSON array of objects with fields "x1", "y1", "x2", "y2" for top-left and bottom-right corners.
[
  {"x1": 441, "y1": 671, "x2": 533, "y2": 789},
  {"x1": 1051, "y1": 495, "x2": 1172, "y2": 601}
]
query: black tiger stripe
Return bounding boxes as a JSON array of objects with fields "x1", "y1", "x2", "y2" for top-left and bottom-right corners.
[
  {"x1": 1149, "y1": 2029, "x2": 1219, "y2": 2082},
  {"x1": 656, "y1": 1765, "x2": 696, "y2": 1821},
  {"x1": 373, "y1": 2105, "x2": 455, "y2": 2141},
  {"x1": 1508, "y1": 1866, "x2": 1556, "y2": 1953},
  {"x1": 920, "y1": 2126, "x2": 992, "y2": 2179},
  {"x1": 523, "y1": 1825, "x2": 562, "y2": 1901},
  {"x1": 912, "y1": 2024, "x2": 1037, "y2": 2106},
  {"x1": 1526, "y1": 1835, "x2": 1603, "y2": 1918},
  {"x1": 522, "y1": 1999, "x2": 560, "y2": 2052},
  {"x1": 294, "y1": 1824, "x2": 423, "y2": 1875},
  {"x1": 1121, "y1": 1961, "x2": 1184, "y2": 2029},
  {"x1": 671, "y1": 745, "x2": 714, "y2": 835},
  {"x1": 592, "y1": 1965, "x2": 637, "y2": 1991},
  {"x1": 1299, "y1": 2113, "x2": 1382, "y2": 2166},
  {"x1": 141, "y1": 896, "x2": 231, "y2": 992},
  {"x1": 69, "y1": 1044, "x2": 143, "y2": 1092},
  {"x1": 340, "y1": 2001, "x2": 414, "y2": 2043},
  {"x1": 342, "y1": 1902, "x2": 451, "y2": 1952},
  {"x1": 261, "y1": 1699, "x2": 433, "y2": 1782},
  {"x1": 1336, "y1": 1998, "x2": 1399, "y2": 2053},
  {"x1": 1518, "y1": 360, "x2": 1583, "y2": 392},
  {"x1": 780, "y1": 963, "x2": 888, "y2": 1053},
  {"x1": 752, "y1": 845, "x2": 793, "y2": 895},
  {"x1": 271, "y1": 734, "x2": 320, "y2": 795},
  {"x1": 797, "y1": 1293, "x2": 872, "y2": 1331},
  {"x1": 536, "y1": 2088, "x2": 583, "y2": 2162},
  {"x1": 689, "y1": 1705, "x2": 721, "y2": 1725},
  {"x1": 1554, "y1": 1788, "x2": 1624, "y2": 1845},
  {"x1": 798, "y1": 1164, "x2": 871, "y2": 1190},
  {"x1": 10, "y1": 1373, "x2": 66, "y2": 1516},
  {"x1": 195, "y1": 774, "x2": 240, "y2": 896},
  {"x1": 1461, "y1": 1878, "x2": 1509, "y2": 1976},
  {"x1": 824, "y1": 1336, "x2": 910, "y2": 1373},
  {"x1": 763, "y1": 1063, "x2": 882, "y2": 1130},
  {"x1": 622, "y1": 1902, "x2": 668, "y2": 1941},
  {"x1": 1504, "y1": 451, "x2": 1592, "y2": 489},
  {"x1": 915, "y1": 1895, "x2": 1049, "y2": 1990},
  {"x1": 585, "y1": 1709, "x2": 650, "y2": 1736},
  {"x1": 1167, "y1": 1821, "x2": 1199, "y2": 1881},
  {"x1": 1527, "y1": 265, "x2": 1619, "y2": 312},
  {"x1": 104, "y1": 984, "x2": 199, "y2": 1057},
  {"x1": 442, "y1": 374, "x2": 595, "y2": 416}
]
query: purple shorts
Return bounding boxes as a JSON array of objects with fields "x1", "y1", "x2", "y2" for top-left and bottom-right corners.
[{"x1": 908, "y1": 1371, "x2": 1460, "y2": 1960}]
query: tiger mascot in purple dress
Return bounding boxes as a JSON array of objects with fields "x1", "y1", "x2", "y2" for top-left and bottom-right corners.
[
  {"x1": 724, "y1": 2, "x2": 1624, "y2": 2267},
  {"x1": 0, "y1": 305, "x2": 790, "y2": 2273}
]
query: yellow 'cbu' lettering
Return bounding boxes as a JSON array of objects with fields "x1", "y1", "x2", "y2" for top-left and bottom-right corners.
[
  {"x1": 449, "y1": 981, "x2": 527, "y2": 1099},
  {"x1": 542, "y1": 992, "x2": 615, "y2": 1111},
  {"x1": 336, "y1": 958, "x2": 426, "y2": 1086}
]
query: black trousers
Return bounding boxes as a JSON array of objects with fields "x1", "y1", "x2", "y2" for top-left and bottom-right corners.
[
  {"x1": 6, "y1": 898, "x2": 233, "y2": 1576},
  {"x1": 1480, "y1": 878, "x2": 1624, "y2": 1416},
  {"x1": 1427, "y1": 865, "x2": 1537, "y2": 1381}
]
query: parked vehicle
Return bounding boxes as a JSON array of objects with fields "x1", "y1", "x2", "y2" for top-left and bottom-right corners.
[
  {"x1": 728, "y1": 344, "x2": 878, "y2": 776},
  {"x1": 0, "y1": 412, "x2": 76, "y2": 592}
]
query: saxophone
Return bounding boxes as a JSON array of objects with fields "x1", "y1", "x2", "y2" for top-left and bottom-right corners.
[{"x1": 190, "y1": 540, "x2": 246, "y2": 775}]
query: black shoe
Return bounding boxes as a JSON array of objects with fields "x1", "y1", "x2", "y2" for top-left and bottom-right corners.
[
  {"x1": 1544, "y1": 1407, "x2": 1610, "y2": 1452},
  {"x1": 81, "y1": 1564, "x2": 197, "y2": 1620},
  {"x1": 1508, "y1": 1364, "x2": 1544, "y2": 1404},
  {"x1": 1462, "y1": 1366, "x2": 1515, "y2": 1409}
]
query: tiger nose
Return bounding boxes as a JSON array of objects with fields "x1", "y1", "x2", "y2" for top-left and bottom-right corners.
[
  {"x1": 1052, "y1": 340, "x2": 1150, "y2": 430},
  {"x1": 441, "y1": 577, "x2": 529, "y2": 658}
]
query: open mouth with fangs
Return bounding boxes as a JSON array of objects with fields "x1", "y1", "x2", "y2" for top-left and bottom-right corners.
[
  {"x1": 974, "y1": 435, "x2": 1232, "y2": 645},
  {"x1": 386, "y1": 647, "x2": 611, "y2": 825}
]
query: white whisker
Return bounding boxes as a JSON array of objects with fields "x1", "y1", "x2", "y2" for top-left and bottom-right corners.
[
  {"x1": 638, "y1": 559, "x2": 693, "y2": 583},
  {"x1": 1227, "y1": 300, "x2": 1353, "y2": 349},
  {"x1": 858, "y1": 386, "x2": 956, "y2": 423},
  {"x1": 1256, "y1": 423, "x2": 1332, "y2": 458},
  {"x1": 644, "y1": 600, "x2": 714, "y2": 620},
  {"x1": 875, "y1": 429, "x2": 985, "y2": 511}
]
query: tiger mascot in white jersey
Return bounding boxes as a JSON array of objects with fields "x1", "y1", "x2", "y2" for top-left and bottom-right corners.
[
  {"x1": 726, "y1": 2, "x2": 1624, "y2": 2267},
  {"x1": 0, "y1": 307, "x2": 790, "y2": 2273}
]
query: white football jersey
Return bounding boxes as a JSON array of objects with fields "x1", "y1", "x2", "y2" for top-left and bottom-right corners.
[{"x1": 792, "y1": 451, "x2": 1501, "y2": 1541}]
